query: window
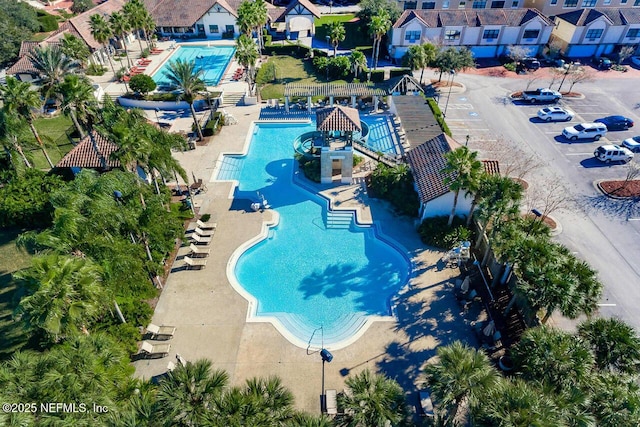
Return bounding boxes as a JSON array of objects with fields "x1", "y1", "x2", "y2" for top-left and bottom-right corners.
[
  {"x1": 443, "y1": 0, "x2": 450, "y2": 7},
  {"x1": 550, "y1": 0, "x2": 557, "y2": 4},
  {"x1": 621, "y1": 0, "x2": 627, "y2": 4},
  {"x1": 405, "y1": 30, "x2": 421, "y2": 42},
  {"x1": 422, "y1": 1, "x2": 436, "y2": 7},
  {"x1": 627, "y1": 28, "x2": 640, "y2": 38},
  {"x1": 404, "y1": 1, "x2": 417, "y2": 9},
  {"x1": 523, "y1": 29, "x2": 540, "y2": 38},
  {"x1": 196, "y1": 24, "x2": 204, "y2": 34},
  {"x1": 491, "y1": 0, "x2": 505, "y2": 7},
  {"x1": 445, "y1": 29, "x2": 461, "y2": 40},
  {"x1": 458, "y1": 1, "x2": 466, "y2": 7},
  {"x1": 209, "y1": 24, "x2": 219, "y2": 33},
  {"x1": 511, "y1": 0, "x2": 519, "y2": 6},
  {"x1": 603, "y1": 0, "x2": 611, "y2": 3},
  {"x1": 635, "y1": 0, "x2": 640, "y2": 5},
  {"x1": 582, "y1": 0, "x2": 596, "y2": 6},
  {"x1": 483, "y1": 29, "x2": 499, "y2": 39},
  {"x1": 563, "y1": 0, "x2": 578, "y2": 6},
  {"x1": 585, "y1": 28, "x2": 603, "y2": 39},
  {"x1": 473, "y1": 0, "x2": 487, "y2": 7},
  {"x1": 225, "y1": 25, "x2": 234, "y2": 34}
]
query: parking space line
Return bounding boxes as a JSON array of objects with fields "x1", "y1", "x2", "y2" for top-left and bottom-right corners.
[{"x1": 565, "y1": 152, "x2": 594, "y2": 155}]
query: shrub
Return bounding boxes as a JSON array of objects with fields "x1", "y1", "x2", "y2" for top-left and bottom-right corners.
[
  {"x1": 203, "y1": 112, "x2": 224, "y2": 136},
  {"x1": 295, "y1": 153, "x2": 321, "y2": 182},
  {"x1": 369, "y1": 69, "x2": 385, "y2": 83},
  {"x1": 38, "y1": 14, "x2": 58, "y2": 32},
  {"x1": 426, "y1": 97, "x2": 452, "y2": 136},
  {"x1": 504, "y1": 62, "x2": 517, "y2": 72},
  {"x1": 328, "y1": 56, "x2": 350, "y2": 79},
  {"x1": 370, "y1": 164, "x2": 419, "y2": 217},
  {"x1": 129, "y1": 74, "x2": 157, "y2": 95},
  {"x1": 353, "y1": 155, "x2": 364, "y2": 166},
  {"x1": 256, "y1": 61, "x2": 276, "y2": 85},
  {"x1": 418, "y1": 215, "x2": 475, "y2": 249},
  {"x1": 86, "y1": 63, "x2": 107, "y2": 76},
  {"x1": 390, "y1": 68, "x2": 411, "y2": 78},
  {"x1": 200, "y1": 213, "x2": 211, "y2": 222}
]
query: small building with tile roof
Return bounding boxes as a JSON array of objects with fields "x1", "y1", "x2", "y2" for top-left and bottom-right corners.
[
  {"x1": 314, "y1": 106, "x2": 359, "y2": 184},
  {"x1": 388, "y1": 8, "x2": 552, "y2": 62},
  {"x1": 55, "y1": 130, "x2": 121, "y2": 173},
  {"x1": 550, "y1": 8, "x2": 640, "y2": 58}
]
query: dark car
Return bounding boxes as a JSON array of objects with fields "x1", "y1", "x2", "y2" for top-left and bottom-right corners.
[
  {"x1": 595, "y1": 115, "x2": 635, "y2": 131},
  {"x1": 520, "y1": 57, "x2": 541, "y2": 70},
  {"x1": 592, "y1": 56, "x2": 613, "y2": 70}
]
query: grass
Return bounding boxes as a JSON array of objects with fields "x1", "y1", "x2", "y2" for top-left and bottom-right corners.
[
  {"x1": 0, "y1": 228, "x2": 33, "y2": 359},
  {"x1": 25, "y1": 115, "x2": 77, "y2": 169},
  {"x1": 314, "y1": 14, "x2": 372, "y2": 50},
  {"x1": 259, "y1": 55, "x2": 348, "y2": 100}
]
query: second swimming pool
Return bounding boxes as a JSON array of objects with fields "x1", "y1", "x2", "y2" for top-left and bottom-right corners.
[{"x1": 152, "y1": 45, "x2": 236, "y2": 87}]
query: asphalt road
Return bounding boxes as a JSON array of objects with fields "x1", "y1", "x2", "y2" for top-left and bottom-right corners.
[{"x1": 438, "y1": 72, "x2": 640, "y2": 330}]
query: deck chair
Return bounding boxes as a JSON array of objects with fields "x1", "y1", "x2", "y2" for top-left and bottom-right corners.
[
  {"x1": 191, "y1": 233, "x2": 212, "y2": 245},
  {"x1": 190, "y1": 179, "x2": 208, "y2": 193},
  {"x1": 189, "y1": 243, "x2": 210, "y2": 258},
  {"x1": 167, "y1": 360, "x2": 176, "y2": 372},
  {"x1": 325, "y1": 389, "x2": 338, "y2": 415},
  {"x1": 194, "y1": 226, "x2": 214, "y2": 237},
  {"x1": 197, "y1": 219, "x2": 217, "y2": 230},
  {"x1": 176, "y1": 353, "x2": 187, "y2": 367},
  {"x1": 184, "y1": 256, "x2": 207, "y2": 270},
  {"x1": 146, "y1": 323, "x2": 176, "y2": 339},
  {"x1": 140, "y1": 341, "x2": 171, "y2": 358}
]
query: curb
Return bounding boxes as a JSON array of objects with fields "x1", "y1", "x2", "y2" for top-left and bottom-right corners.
[{"x1": 593, "y1": 179, "x2": 637, "y2": 200}]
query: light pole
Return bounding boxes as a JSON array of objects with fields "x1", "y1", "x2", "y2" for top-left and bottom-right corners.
[
  {"x1": 443, "y1": 69, "x2": 455, "y2": 118},
  {"x1": 154, "y1": 108, "x2": 160, "y2": 123},
  {"x1": 320, "y1": 347, "x2": 333, "y2": 413}
]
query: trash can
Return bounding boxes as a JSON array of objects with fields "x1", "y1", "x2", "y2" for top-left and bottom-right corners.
[
  {"x1": 188, "y1": 139, "x2": 196, "y2": 150},
  {"x1": 320, "y1": 348, "x2": 333, "y2": 363}
]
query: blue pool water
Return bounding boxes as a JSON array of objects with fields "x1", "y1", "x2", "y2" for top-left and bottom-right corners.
[
  {"x1": 362, "y1": 115, "x2": 396, "y2": 154},
  {"x1": 221, "y1": 120, "x2": 410, "y2": 348},
  {"x1": 152, "y1": 45, "x2": 236, "y2": 87}
]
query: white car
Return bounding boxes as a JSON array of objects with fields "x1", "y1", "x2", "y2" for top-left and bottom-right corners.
[
  {"x1": 537, "y1": 107, "x2": 574, "y2": 122},
  {"x1": 594, "y1": 144, "x2": 634, "y2": 163},
  {"x1": 562, "y1": 123, "x2": 607, "y2": 141},
  {"x1": 622, "y1": 136, "x2": 640, "y2": 153}
]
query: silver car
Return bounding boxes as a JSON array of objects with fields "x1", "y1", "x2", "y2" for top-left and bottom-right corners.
[{"x1": 537, "y1": 107, "x2": 574, "y2": 122}]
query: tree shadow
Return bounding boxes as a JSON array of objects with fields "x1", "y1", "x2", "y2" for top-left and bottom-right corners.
[
  {"x1": 577, "y1": 193, "x2": 640, "y2": 220},
  {"x1": 0, "y1": 271, "x2": 33, "y2": 360}
]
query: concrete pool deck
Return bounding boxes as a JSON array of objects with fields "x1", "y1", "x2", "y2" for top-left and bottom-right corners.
[{"x1": 133, "y1": 104, "x2": 481, "y2": 415}]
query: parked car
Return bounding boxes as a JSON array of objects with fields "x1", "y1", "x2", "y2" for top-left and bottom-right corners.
[
  {"x1": 592, "y1": 57, "x2": 613, "y2": 70},
  {"x1": 522, "y1": 88, "x2": 562, "y2": 103},
  {"x1": 520, "y1": 57, "x2": 541, "y2": 71},
  {"x1": 594, "y1": 144, "x2": 634, "y2": 163},
  {"x1": 537, "y1": 106, "x2": 574, "y2": 122},
  {"x1": 595, "y1": 115, "x2": 635, "y2": 131},
  {"x1": 562, "y1": 123, "x2": 608, "y2": 141},
  {"x1": 622, "y1": 136, "x2": 640, "y2": 153}
]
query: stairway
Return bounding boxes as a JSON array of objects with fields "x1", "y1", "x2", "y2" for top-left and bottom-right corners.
[
  {"x1": 325, "y1": 211, "x2": 353, "y2": 229},
  {"x1": 221, "y1": 91, "x2": 245, "y2": 107}
]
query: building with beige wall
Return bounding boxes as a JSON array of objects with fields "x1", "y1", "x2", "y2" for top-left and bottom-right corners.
[{"x1": 524, "y1": 0, "x2": 640, "y2": 18}]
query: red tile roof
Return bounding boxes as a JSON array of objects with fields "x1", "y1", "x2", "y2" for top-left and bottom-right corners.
[
  {"x1": 393, "y1": 8, "x2": 551, "y2": 29},
  {"x1": 56, "y1": 130, "x2": 120, "y2": 170},
  {"x1": 316, "y1": 106, "x2": 362, "y2": 132},
  {"x1": 7, "y1": 41, "x2": 62, "y2": 75}
]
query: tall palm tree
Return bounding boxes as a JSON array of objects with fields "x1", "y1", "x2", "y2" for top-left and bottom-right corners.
[
  {"x1": 156, "y1": 359, "x2": 229, "y2": 426},
  {"x1": 28, "y1": 44, "x2": 76, "y2": 100},
  {"x1": 350, "y1": 50, "x2": 367, "y2": 79},
  {"x1": 369, "y1": 11, "x2": 391, "y2": 70},
  {"x1": 590, "y1": 372, "x2": 640, "y2": 426},
  {"x1": 90, "y1": 13, "x2": 117, "y2": 76},
  {"x1": 162, "y1": 59, "x2": 206, "y2": 140},
  {"x1": 61, "y1": 33, "x2": 91, "y2": 69},
  {"x1": 0, "y1": 77, "x2": 54, "y2": 168},
  {"x1": 0, "y1": 109, "x2": 33, "y2": 169},
  {"x1": 578, "y1": 317, "x2": 640, "y2": 374},
  {"x1": 235, "y1": 34, "x2": 259, "y2": 96},
  {"x1": 424, "y1": 341, "x2": 500, "y2": 424},
  {"x1": 58, "y1": 74, "x2": 98, "y2": 139},
  {"x1": 253, "y1": 0, "x2": 268, "y2": 52},
  {"x1": 403, "y1": 44, "x2": 427, "y2": 84},
  {"x1": 141, "y1": 13, "x2": 156, "y2": 49},
  {"x1": 337, "y1": 369, "x2": 407, "y2": 427},
  {"x1": 244, "y1": 376, "x2": 295, "y2": 423},
  {"x1": 328, "y1": 21, "x2": 346, "y2": 57},
  {"x1": 123, "y1": 0, "x2": 146, "y2": 52},
  {"x1": 13, "y1": 254, "x2": 109, "y2": 343},
  {"x1": 109, "y1": 11, "x2": 133, "y2": 68},
  {"x1": 442, "y1": 146, "x2": 483, "y2": 227},
  {"x1": 236, "y1": 1, "x2": 256, "y2": 37},
  {"x1": 287, "y1": 413, "x2": 334, "y2": 427}
]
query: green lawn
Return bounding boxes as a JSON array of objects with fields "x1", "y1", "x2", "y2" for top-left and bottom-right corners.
[
  {"x1": 25, "y1": 115, "x2": 77, "y2": 169},
  {"x1": 314, "y1": 14, "x2": 372, "y2": 50},
  {"x1": 0, "y1": 228, "x2": 33, "y2": 359}
]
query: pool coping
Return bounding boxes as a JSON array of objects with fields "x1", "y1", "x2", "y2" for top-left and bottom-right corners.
[{"x1": 213, "y1": 120, "x2": 415, "y2": 351}]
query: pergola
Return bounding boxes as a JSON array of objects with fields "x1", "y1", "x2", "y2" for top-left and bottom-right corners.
[{"x1": 283, "y1": 83, "x2": 388, "y2": 113}]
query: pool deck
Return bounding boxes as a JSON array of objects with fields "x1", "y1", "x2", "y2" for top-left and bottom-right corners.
[{"x1": 133, "y1": 103, "x2": 481, "y2": 416}]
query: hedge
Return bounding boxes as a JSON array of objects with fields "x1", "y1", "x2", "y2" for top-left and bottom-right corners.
[
  {"x1": 38, "y1": 14, "x2": 58, "y2": 32},
  {"x1": 263, "y1": 44, "x2": 309, "y2": 59},
  {"x1": 369, "y1": 70, "x2": 385, "y2": 83},
  {"x1": 426, "y1": 97, "x2": 452, "y2": 136},
  {"x1": 390, "y1": 68, "x2": 411, "y2": 78}
]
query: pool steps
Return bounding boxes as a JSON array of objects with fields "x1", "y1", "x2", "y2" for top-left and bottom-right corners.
[
  {"x1": 325, "y1": 211, "x2": 353, "y2": 229},
  {"x1": 275, "y1": 312, "x2": 372, "y2": 348}
]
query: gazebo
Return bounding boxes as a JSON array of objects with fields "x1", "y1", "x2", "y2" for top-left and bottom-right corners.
[
  {"x1": 283, "y1": 83, "x2": 388, "y2": 113},
  {"x1": 315, "y1": 106, "x2": 361, "y2": 184}
]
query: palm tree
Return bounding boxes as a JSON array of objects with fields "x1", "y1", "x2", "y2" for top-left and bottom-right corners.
[
  {"x1": 156, "y1": 359, "x2": 229, "y2": 426},
  {"x1": 235, "y1": 34, "x2": 259, "y2": 97},
  {"x1": 337, "y1": 369, "x2": 407, "y2": 427},
  {"x1": 425, "y1": 341, "x2": 500, "y2": 424},
  {"x1": 141, "y1": 13, "x2": 157, "y2": 49},
  {"x1": 590, "y1": 372, "x2": 640, "y2": 426},
  {"x1": 123, "y1": 0, "x2": 146, "y2": 52},
  {"x1": 578, "y1": 318, "x2": 640, "y2": 374},
  {"x1": 253, "y1": 0, "x2": 268, "y2": 52},
  {"x1": 162, "y1": 59, "x2": 206, "y2": 140},
  {"x1": 287, "y1": 413, "x2": 334, "y2": 427},
  {"x1": 328, "y1": 21, "x2": 346, "y2": 57},
  {"x1": 61, "y1": 33, "x2": 91, "y2": 69},
  {"x1": 236, "y1": 1, "x2": 256, "y2": 37},
  {"x1": 0, "y1": 77, "x2": 54, "y2": 168},
  {"x1": 13, "y1": 254, "x2": 109, "y2": 343},
  {"x1": 58, "y1": 74, "x2": 98, "y2": 139},
  {"x1": 109, "y1": 11, "x2": 133, "y2": 68},
  {"x1": 349, "y1": 50, "x2": 367, "y2": 79},
  {"x1": 28, "y1": 44, "x2": 76, "y2": 100},
  {"x1": 442, "y1": 146, "x2": 483, "y2": 227},
  {"x1": 244, "y1": 376, "x2": 295, "y2": 423},
  {"x1": 90, "y1": 13, "x2": 117, "y2": 76},
  {"x1": 0, "y1": 109, "x2": 33, "y2": 169},
  {"x1": 368, "y1": 11, "x2": 391, "y2": 70},
  {"x1": 403, "y1": 44, "x2": 428, "y2": 84}
]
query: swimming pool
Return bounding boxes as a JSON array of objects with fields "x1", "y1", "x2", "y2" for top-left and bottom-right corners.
[
  {"x1": 152, "y1": 45, "x2": 236, "y2": 87},
  {"x1": 220, "y1": 120, "x2": 411, "y2": 349}
]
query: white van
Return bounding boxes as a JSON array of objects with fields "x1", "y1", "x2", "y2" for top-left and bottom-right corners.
[{"x1": 594, "y1": 145, "x2": 634, "y2": 163}]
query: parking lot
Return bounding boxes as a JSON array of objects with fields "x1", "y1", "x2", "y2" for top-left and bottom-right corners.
[{"x1": 439, "y1": 72, "x2": 640, "y2": 329}]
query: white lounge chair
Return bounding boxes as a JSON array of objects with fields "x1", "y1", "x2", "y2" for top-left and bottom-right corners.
[
  {"x1": 184, "y1": 256, "x2": 207, "y2": 270},
  {"x1": 325, "y1": 389, "x2": 338, "y2": 415},
  {"x1": 167, "y1": 360, "x2": 176, "y2": 372},
  {"x1": 139, "y1": 341, "x2": 171, "y2": 358},
  {"x1": 189, "y1": 243, "x2": 210, "y2": 258},
  {"x1": 191, "y1": 234, "x2": 212, "y2": 245},
  {"x1": 419, "y1": 389, "x2": 435, "y2": 418},
  {"x1": 194, "y1": 226, "x2": 213, "y2": 237},
  {"x1": 146, "y1": 323, "x2": 176, "y2": 339},
  {"x1": 176, "y1": 353, "x2": 187, "y2": 366},
  {"x1": 196, "y1": 219, "x2": 217, "y2": 230}
]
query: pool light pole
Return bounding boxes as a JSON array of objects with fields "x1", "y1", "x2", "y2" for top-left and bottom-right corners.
[
  {"x1": 319, "y1": 326, "x2": 333, "y2": 413},
  {"x1": 326, "y1": 35, "x2": 331, "y2": 82}
]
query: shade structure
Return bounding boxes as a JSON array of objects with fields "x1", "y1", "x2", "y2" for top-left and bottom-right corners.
[{"x1": 316, "y1": 106, "x2": 361, "y2": 132}]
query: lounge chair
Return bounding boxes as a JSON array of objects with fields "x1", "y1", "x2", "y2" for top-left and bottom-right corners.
[
  {"x1": 419, "y1": 389, "x2": 435, "y2": 417},
  {"x1": 197, "y1": 219, "x2": 217, "y2": 230},
  {"x1": 325, "y1": 389, "x2": 337, "y2": 415},
  {"x1": 189, "y1": 243, "x2": 210, "y2": 257},
  {"x1": 190, "y1": 179, "x2": 208, "y2": 193},
  {"x1": 146, "y1": 323, "x2": 176, "y2": 339},
  {"x1": 184, "y1": 256, "x2": 207, "y2": 270},
  {"x1": 176, "y1": 353, "x2": 187, "y2": 366},
  {"x1": 194, "y1": 226, "x2": 213, "y2": 237},
  {"x1": 139, "y1": 341, "x2": 171, "y2": 358},
  {"x1": 167, "y1": 360, "x2": 176, "y2": 372},
  {"x1": 191, "y1": 233, "x2": 212, "y2": 244}
]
